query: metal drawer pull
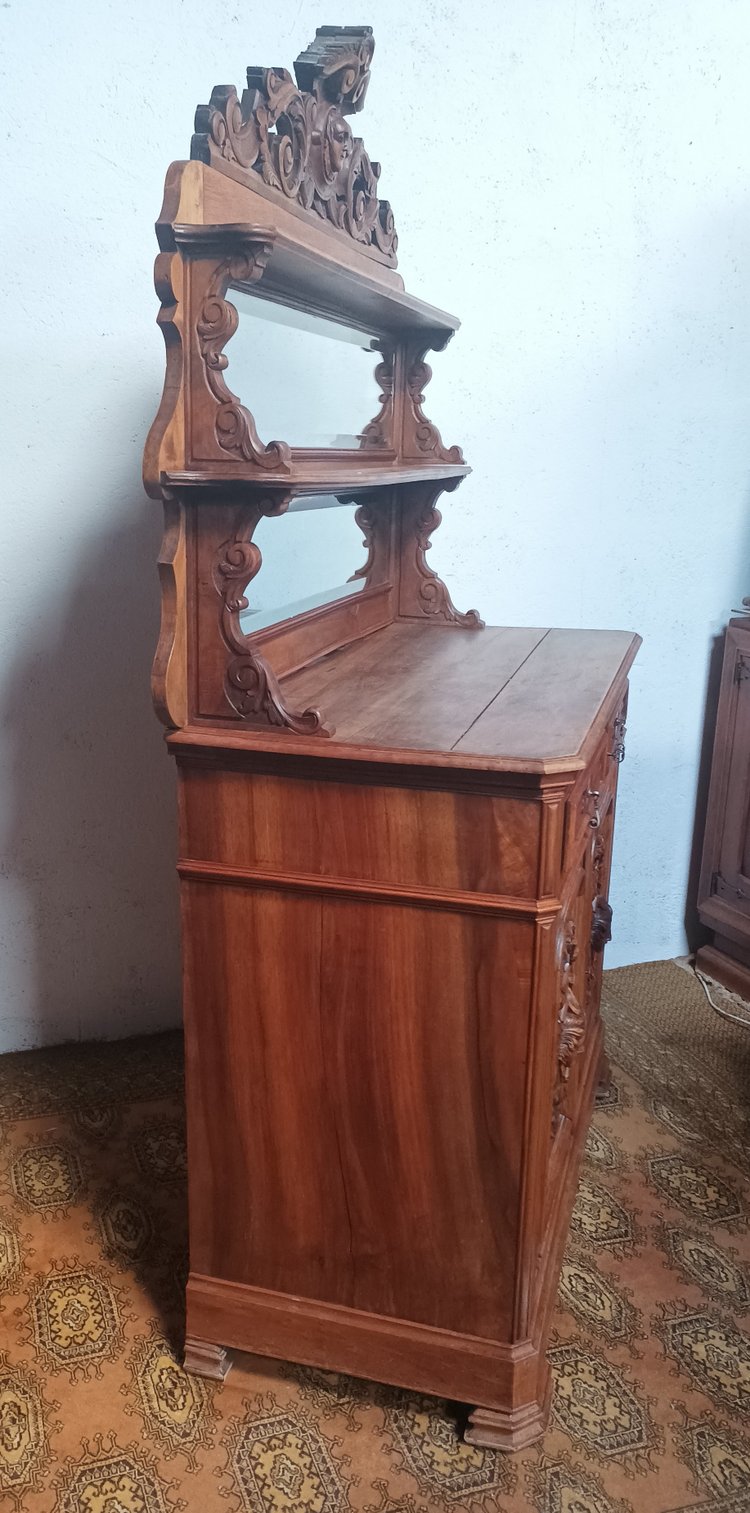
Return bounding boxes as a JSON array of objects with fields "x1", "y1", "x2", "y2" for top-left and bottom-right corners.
[
  {"x1": 586, "y1": 789, "x2": 601, "y2": 829},
  {"x1": 611, "y1": 716, "x2": 627, "y2": 764}
]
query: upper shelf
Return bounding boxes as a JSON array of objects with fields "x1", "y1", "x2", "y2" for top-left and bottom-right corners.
[{"x1": 171, "y1": 219, "x2": 460, "y2": 341}]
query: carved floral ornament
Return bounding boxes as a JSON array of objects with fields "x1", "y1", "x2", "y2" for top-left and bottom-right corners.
[
  {"x1": 191, "y1": 26, "x2": 398, "y2": 264},
  {"x1": 553, "y1": 919, "x2": 586, "y2": 1130}
]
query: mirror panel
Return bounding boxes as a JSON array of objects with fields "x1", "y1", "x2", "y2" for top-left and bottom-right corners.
[
  {"x1": 228, "y1": 290, "x2": 382, "y2": 450},
  {"x1": 239, "y1": 496, "x2": 367, "y2": 634}
]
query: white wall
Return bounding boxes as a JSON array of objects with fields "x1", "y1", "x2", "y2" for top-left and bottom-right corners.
[{"x1": 2, "y1": 0, "x2": 749, "y2": 1048}]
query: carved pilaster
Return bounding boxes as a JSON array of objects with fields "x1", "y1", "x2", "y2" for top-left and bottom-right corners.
[{"x1": 552, "y1": 919, "x2": 585, "y2": 1130}]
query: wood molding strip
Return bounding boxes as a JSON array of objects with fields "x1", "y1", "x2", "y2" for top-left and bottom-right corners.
[
  {"x1": 186, "y1": 1271, "x2": 540, "y2": 1409},
  {"x1": 177, "y1": 857, "x2": 561, "y2": 920}
]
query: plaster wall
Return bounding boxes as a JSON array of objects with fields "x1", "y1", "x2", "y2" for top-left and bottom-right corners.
[{"x1": 1, "y1": 0, "x2": 749, "y2": 1047}]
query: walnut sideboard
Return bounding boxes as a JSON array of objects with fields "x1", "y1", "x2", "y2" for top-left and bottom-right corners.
[{"x1": 143, "y1": 25, "x2": 640, "y2": 1449}]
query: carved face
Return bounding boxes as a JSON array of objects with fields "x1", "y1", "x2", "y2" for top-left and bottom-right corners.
[{"x1": 326, "y1": 111, "x2": 352, "y2": 175}]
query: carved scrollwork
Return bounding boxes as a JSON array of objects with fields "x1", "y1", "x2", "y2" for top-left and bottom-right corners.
[
  {"x1": 213, "y1": 520, "x2": 330, "y2": 735},
  {"x1": 553, "y1": 920, "x2": 586, "y2": 1130},
  {"x1": 412, "y1": 498, "x2": 484, "y2": 628},
  {"x1": 197, "y1": 251, "x2": 291, "y2": 471},
  {"x1": 405, "y1": 345, "x2": 465, "y2": 464},
  {"x1": 359, "y1": 344, "x2": 395, "y2": 449},
  {"x1": 192, "y1": 27, "x2": 398, "y2": 264},
  {"x1": 585, "y1": 833, "x2": 613, "y2": 1014},
  {"x1": 348, "y1": 502, "x2": 377, "y2": 583}
]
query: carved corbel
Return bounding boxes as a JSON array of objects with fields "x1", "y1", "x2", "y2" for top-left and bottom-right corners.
[
  {"x1": 398, "y1": 482, "x2": 484, "y2": 627},
  {"x1": 359, "y1": 343, "x2": 395, "y2": 450},
  {"x1": 214, "y1": 498, "x2": 331, "y2": 735},
  {"x1": 402, "y1": 335, "x2": 465, "y2": 464},
  {"x1": 175, "y1": 225, "x2": 293, "y2": 466},
  {"x1": 348, "y1": 502, "x2": 377, "y2": 582}
]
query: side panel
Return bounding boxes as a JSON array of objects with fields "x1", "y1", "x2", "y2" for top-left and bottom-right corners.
[{"x1": 181, "y1": 874, "x2": 533, "y2": 1342}]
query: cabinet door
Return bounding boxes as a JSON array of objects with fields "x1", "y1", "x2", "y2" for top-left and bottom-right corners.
[{"x1": 699, "y1": 623, "x2": 750, "y2": 940}]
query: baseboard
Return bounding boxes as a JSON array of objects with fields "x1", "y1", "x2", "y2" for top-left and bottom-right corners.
[{"x1": 185, "y1": 1270, "x2": 546, "y2": 1413}]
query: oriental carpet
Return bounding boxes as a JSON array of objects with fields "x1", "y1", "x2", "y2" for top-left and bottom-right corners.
[{"x1": 0, "y1": 959, "x2": 748, "y2": 1513}]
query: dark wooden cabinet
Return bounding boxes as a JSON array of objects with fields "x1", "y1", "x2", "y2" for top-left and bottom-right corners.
[
  {"x1": 143, "y1": 26, "x2": 640, "y2": 1450},
  {"x1": 697, "y1": 616, "x2": 750, "y2": 995}
]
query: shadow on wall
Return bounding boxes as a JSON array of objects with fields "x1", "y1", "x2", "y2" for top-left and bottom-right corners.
[{"x1": 0, "y1": 477, "x2": 180, "y2": 1051}]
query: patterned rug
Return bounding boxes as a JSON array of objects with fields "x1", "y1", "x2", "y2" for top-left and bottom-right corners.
[{"x1": 0, "y1": 959, "x2": 749, "y2": 1513}]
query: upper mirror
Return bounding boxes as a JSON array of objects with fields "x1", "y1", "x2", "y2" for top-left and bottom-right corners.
[{"x1": 228, "y1": 290, "x2": 384, "y2": 451}]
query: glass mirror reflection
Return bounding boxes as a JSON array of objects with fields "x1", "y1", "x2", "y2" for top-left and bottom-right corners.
[
  {"x1": 239, "y1": 496, "x2": 367, "y2": 634},
  {"x1": 228, "y1": 289, "x2": 382, "y2": 450}
]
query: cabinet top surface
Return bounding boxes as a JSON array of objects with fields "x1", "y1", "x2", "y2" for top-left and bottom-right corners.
[{"x1": 173, "y1": 624, "x2": 640, "y2": 775}]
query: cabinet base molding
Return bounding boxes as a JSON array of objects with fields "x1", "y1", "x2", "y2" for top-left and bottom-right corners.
[
  {"x1": 185, "y1": 1272, "x2": 547, "y2": 1425},
  {"x1": 695, "y1": 942, "x2": 750, "y2": 1002},
  {"x1": 183, "y1": 1335, "x2": 233, "y2": 1380},
  {"x1": 466, "y1": 1373, "x2": 552, "y2": 1451}
]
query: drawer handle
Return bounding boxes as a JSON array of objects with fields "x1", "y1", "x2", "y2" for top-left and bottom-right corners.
[
  {"x1": 611, "y1": 715, "x2": 627, "y2": 764},
  {"x1": 585, "y1": 788, "x2": 601, "y2": 829},
  {"x1": 592, "y1": 896, "x2": 613, "y2": 951}
]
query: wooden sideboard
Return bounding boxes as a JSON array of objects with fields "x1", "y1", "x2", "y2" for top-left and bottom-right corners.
[
  {"x1": 697, "y1": 614, "x2": 750, "y2": 996},
  {"x1": 143, "y1": 25, "x2": 640, "y2": 1449}
]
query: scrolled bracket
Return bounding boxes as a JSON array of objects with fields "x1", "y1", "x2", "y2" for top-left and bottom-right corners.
[
  {"x1": 195, "y1": 245, "x2": 292, "y2": 472},
  {"x1": 359, "y1": 342, "x2": 395, "y2": 450},
  {"x1": 213, "y1": 514, "x2": 331, "y2": 736},
  {"x1": 403, "y1": 336, "x2": 465, "y2": 465},
  {"x1": 399, "y1": 482, "x2": 484, "y2": 628},
  {"x1": 348, "y1": 502, "x2": 377, "y2": 582}
]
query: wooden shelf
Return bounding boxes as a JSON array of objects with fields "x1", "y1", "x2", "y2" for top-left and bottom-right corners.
[
  {"x1": 162, "y1": 463, "x2": 471, "y2": 495},
  {"x1": 173, "y1": 222, "x2": 460, "y2": 340}
]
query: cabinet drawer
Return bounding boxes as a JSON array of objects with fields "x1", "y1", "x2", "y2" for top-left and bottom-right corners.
[{"x1": 566, "y1": 696, "x2": 627, "y2": 865}]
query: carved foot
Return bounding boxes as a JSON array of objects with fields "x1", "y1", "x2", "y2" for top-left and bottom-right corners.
[
  {"x1": 183, "y1": 1335, "x2": 232, "y2": 1380},
  {"x1": 465, "y1": 1385, "x2": 551, "y2": 1452},
  {"x1": 465, "y1": 1366, "x2": 551, "y2": 1451}
]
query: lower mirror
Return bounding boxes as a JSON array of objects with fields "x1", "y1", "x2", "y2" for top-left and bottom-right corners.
[{"x1": 239, "y1": 496, "x2": 367, "y2": 634}]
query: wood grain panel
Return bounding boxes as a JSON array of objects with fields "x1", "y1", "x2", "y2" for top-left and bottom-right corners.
[
  {"x1": 182, "y1": 878, "x2": 534, "y2": 1341},
  {"x1": 453, "y1": 629, "x2": 639, "y2": 760},
  {"x1": 281, "y1": 622, "x2": 548, "y2": 751},
  {"x1": 179, "y1": 767, "x2": 544, "y2": 897}
]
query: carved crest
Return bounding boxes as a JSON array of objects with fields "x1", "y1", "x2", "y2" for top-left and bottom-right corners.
[{"x1": 192, "y1": 26, "x2": 398, "y2": 265}]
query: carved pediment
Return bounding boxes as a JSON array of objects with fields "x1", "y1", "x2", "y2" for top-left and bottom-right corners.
[{"x1": 191, "y1": 25, "x2": 398, "y2": 265}]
